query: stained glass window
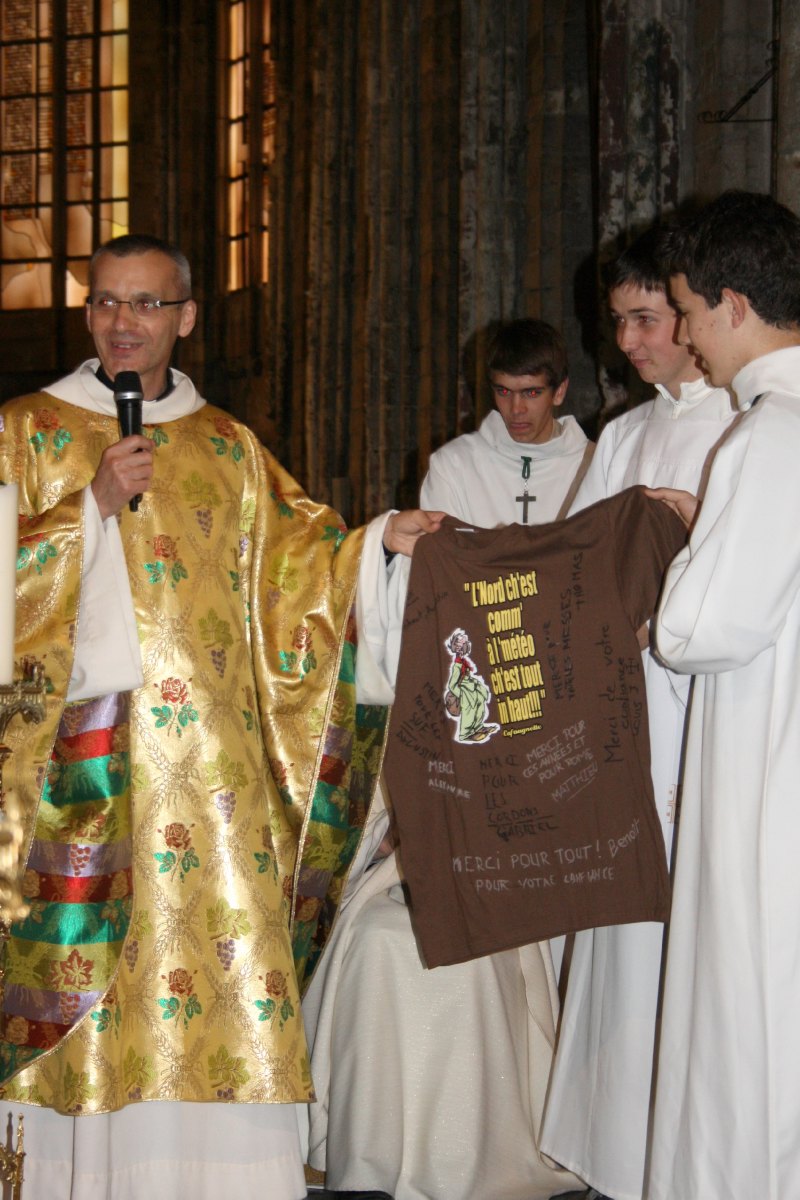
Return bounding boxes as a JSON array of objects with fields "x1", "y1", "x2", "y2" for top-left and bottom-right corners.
[
  {"x1": 0, "y1": 0, "x2": 129, "y2": 309},
  {"x1": 225, "y1": 0, "x2": 273, "y2": 290}
]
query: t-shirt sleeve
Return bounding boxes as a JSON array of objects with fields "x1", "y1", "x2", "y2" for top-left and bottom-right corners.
[
  {"x1": 420, "y1": 452, "x2": 464, "y2": 515},
  {"x1": 611, "y1": 486, "x2": 687, "y2": 631}
]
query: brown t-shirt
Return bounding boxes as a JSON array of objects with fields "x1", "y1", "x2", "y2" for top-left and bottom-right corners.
[{"x1": 384, "y1": 486, "x2": 686, "y2": 967}]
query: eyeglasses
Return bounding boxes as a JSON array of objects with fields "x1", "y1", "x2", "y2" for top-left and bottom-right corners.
[{"x1": 86, "y1": 295, "x2": 192, "y2": 317}]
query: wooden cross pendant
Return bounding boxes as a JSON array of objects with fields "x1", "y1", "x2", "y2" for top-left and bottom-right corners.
[{"x1": 516, "y1": 488, "x2": 536, "y2": 523}]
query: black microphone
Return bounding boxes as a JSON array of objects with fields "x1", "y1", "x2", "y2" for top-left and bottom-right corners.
[{"x1": 113, "y1": 371, "x2": 143, "y2": 513}]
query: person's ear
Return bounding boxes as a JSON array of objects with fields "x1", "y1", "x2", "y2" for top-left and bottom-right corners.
[
  {"x1": 178, "y1": 299, "x2": 198, "y2": 339},
  {"x1": 721, "y1": 288, "x2": 748, "y2": 329},
  {"x1": 552, "y1": 378, "x2": 569, "y2": 408}
]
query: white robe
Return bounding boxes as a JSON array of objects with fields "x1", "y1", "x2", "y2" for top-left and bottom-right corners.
[
  {"x1": 539, "y1": 378, "x2": 735, "y2": 1200},
  {"x1": 420, "y1": 409, "x2": 590, "y2": 524},
  {"x1": 10, "y1": 361, "x2": 405, "y2": 1200},
  {"x1": 303, "y1": 414, "x2": 589, "y2": 1200},
  {"x1": 648, "y1": 346, "x2": 800, "y2": 1200}
]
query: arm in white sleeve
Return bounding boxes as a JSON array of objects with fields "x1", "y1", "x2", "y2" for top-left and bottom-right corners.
[
  {"x1": 656, "y1": 396, "x2": 800, "y2": 674},
  {"x1": 354, "y1": 511, "x2": 411, "y2": 704},
  {"x1": 67, "y1": 486, "x2": 144, "y2": 700}
]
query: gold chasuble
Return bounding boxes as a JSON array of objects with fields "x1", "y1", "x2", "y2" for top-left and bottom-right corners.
[{"x1": 0, "y1": 382, "x2": 385, "y2": 1114}]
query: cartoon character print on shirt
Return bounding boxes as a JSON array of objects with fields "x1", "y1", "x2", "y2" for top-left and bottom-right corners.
[{"x1": 443, "y1": 628, "x2": 500, "y2": 744}]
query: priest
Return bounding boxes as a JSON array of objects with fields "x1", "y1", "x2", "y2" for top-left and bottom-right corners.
[{"x1": 0, "y1": 233, "x2": 439, "y2": 1200}]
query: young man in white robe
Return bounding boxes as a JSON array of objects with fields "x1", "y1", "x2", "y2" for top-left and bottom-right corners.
[
  {"x1": 644, "y1": 189, "x2": 800, "y2": 1200},
  {"x1": 539, "y1": 228, "x2": 734, "y2": 1200},
  {"x1": 420, "y1": 318, "x2": 592, "y2": 525},
  {"x1": 302, "y1": 320, "x2": 591, "y2": 1200}
]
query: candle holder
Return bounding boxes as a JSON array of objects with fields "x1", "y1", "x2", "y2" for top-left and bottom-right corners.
[
  {"x1": 0, "y1": 1114, "x2": 24, "y2": 1199},
  {"x1": 0, "y1": 660, "x2": 46, "y2": 925},
  {"x1": 0, "y1": 659, "x2": 47, "y2": 1200}
]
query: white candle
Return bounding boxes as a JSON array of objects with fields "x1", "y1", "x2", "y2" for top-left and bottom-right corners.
[{"x1": 0, "y1": 484, "x2": 18, "y2": 686}]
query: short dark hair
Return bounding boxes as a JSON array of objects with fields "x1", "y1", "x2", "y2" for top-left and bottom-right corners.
[
  {"x1": 486, "y1": 319, "x2": 568, "y2": 387},
  {"x1": 90, "y1": 234, "x2": 192, "y2": 295},
  {"x1": 604, "y1": 226, "x2": 671, "y2": 295},
  {"x1": 661, "y1": 191, "x2": 800, "y2": 329}
]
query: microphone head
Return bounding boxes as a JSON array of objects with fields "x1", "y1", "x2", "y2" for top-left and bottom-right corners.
[{"x1": 113, "y1": 370, "x2": 143, "y2": 401}]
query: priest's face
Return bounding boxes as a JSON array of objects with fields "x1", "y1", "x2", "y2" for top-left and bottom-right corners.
[
  {"x1": 668, "y1": 274, "x2": 739, "y2": 388},
  {"x1": 86, "y1": 250, "x2": 197, "y2": 400},
  {"x1": 489, "y1": 371, "x2": 568, "y2": 444},
  {"x1": 609, "y1": 283, "x2": 702, "y2": 399}
]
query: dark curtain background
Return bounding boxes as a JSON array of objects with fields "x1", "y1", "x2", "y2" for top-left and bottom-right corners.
[{"x1": 264, "y1": 0, "x2": 595, "y2": 522}]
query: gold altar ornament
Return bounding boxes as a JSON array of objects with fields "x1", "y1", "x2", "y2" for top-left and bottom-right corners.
[
  {"x1": 0, "y1": 660, "x2": 45, "y2": 1199},
  {"x1": 0, "y1": 661, "x2": 46, "y2": 925},
  {"x1": 0, "y1": 1113, "x2": 24, "y2": 1199}
]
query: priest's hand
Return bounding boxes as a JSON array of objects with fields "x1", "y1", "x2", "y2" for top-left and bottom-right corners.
[
  {"x1": 644, "y1": 486, "x2": 699, "y2": 530},
  {"x1": 383, "y1": 509, "x2": 445, "y2": 557},
  {"x1": 91, "y1": 435, "x2": 154, "y2": 520}
]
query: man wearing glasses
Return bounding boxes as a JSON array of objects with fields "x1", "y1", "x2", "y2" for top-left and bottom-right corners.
[{"x1": 0, "y1": 234, "x2": 437, "y2": 1200}]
